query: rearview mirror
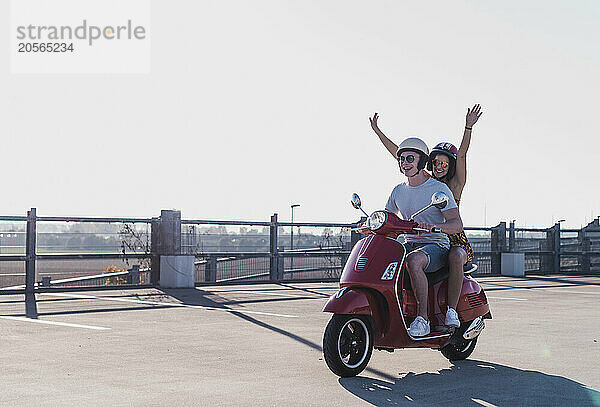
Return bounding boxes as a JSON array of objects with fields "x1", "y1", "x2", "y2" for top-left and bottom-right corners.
[
  {"x1": 351, "y1": 193, "x2": 362, "y2": 209},
  {"x1": 350, "y1": 193, "x2": 369, "y2": 217},
  {"x1": 410, "y1": 192, "x2": 450, "y2": 220},
  {"x1": 431, "y1": 192, "x2": 449, "y2": 209}
]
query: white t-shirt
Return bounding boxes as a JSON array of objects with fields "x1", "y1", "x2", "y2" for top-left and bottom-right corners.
[{"x1": 385, "y1": 177, "x2": 458, "y2": 249}]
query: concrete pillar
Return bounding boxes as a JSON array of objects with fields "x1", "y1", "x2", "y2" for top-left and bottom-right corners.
[
  {"x1": 150, "y1": 217, "x2": 160, "y2": 285},
  {"x1": 128, "y1": 264, "x2": 140, "y2": 285},
  {"x1": 540, "y1": 224, "x2": 561, "y2": 275},
  {"x1": 490, "y1": 222, "x2": 506, "y2": 275},
  {"x1": 160, "y1": 255, "x2": 194, "y2": 288},
  {"x1": 205, "y1": 255, "x2": 217, "y2": 282},
  {"x1": 578, "y1": 229, "x2": 590, "y2": 274},
  {"x1": 150, "y1": 210, "x2": 193, "y2": 287},
  {"x1": 158, "y1": 210, "x2": 181, "y2": 255}
]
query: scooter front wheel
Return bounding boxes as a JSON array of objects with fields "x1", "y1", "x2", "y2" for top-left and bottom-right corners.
[{"x1": 323, "y1": 314, "x2": 373, "y2": 377}]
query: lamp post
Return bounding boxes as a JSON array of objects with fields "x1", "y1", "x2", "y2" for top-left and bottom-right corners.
[{"x1": 290, "y1": 204, "x2": 300, "y2": 274}]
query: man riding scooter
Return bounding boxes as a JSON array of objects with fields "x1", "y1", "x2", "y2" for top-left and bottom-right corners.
[{"x1": 386, "y1": 137, "x2": 464, "y2": 336}]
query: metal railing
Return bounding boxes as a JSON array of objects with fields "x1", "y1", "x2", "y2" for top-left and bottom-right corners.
[
  {"x1": 184, "y1": 218, "x2": 600, "y2": 283},
  {"x1": 182, "y1": 215, "x2": 355, "y2": 284},
  {"x1": 0, "y1": 210, "x2": 153, "y2": 292},
  {"x1": 1, "y1": 208, "x2": 598, "y2": 293}
]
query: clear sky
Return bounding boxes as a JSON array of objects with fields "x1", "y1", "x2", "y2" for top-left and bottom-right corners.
[{"x1": 1, "y1": 0, "x2": 598, "y2": 228}]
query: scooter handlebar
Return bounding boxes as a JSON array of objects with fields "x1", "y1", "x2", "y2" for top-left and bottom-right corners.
[
  {"x1": 413, "y1": 226, "x2": 442, "y2": 233},
  {"x1": 350, "y1": 225, "x2": 374, "y2": 234},
  {"x1": 351, "y1": 213, "x2": 440, "y2": 236}
]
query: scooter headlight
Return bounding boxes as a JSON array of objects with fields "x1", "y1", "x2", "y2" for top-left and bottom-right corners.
[{"x1": 367, "y1": 211, "x2": 388, "y2": 231}]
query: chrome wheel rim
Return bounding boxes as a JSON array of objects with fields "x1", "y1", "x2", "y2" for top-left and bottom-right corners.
[
  {"x1": 458, "y1": 340, "x2": 475, "y2": 353},
  {"x1": 337, "y1": 318, "x2": 370, "y2": 369}
]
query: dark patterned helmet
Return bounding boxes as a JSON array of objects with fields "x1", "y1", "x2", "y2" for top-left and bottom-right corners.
[
  {"x1": 431, "y1": 142, "x2": 458, "y2": 160},
  {"x1": 428, "y1": 142, "x2": 458, "y2": 180}
]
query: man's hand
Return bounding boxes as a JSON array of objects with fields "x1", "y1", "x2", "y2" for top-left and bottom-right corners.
[
  {"x1": 418, "y1": 222, "x2": 436, "y2": 233},
  {"x1": 440, "y1": 208, "x2": 463, "y2": 235},
  {"x1": 466, "y1": 104, "x2": 483, "y2": 128},
  {"x1": 355, "y1": 222, "x2": 373, "y2": 235},
  {"x1": 369, "y1": 113, "x2": 381, "y2": 132}
]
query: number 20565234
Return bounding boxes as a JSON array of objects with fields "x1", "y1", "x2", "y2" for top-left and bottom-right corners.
[{"x1": 18, "y1": 43, "x2": 74, "y2": 52}]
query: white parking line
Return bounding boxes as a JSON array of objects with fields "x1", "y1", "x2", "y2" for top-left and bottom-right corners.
[
  {"x1": 0, "y1": 316, "x2": 110, "y2": 330},
  {"x1": 472, "y1": 398, "x2": 498, "y2": 407},
  {"x1": 207, "y1": 286, "x2": 339, "y2": 293},
  {"x1": 531, "y1": 289, "x2": 600, "y2": 296},
  {"x1": 487, "y1": 296, "x2": 528, "y2": 301},
  {"x1": 40, "y1": 292, "x2": 299, "y2": 318},
  {"x1": 485, "y1": 287, "x2": 600, "y2": 296},
  {"x1": 200, "y1": 288, "x2": 329, "y2": 299}
]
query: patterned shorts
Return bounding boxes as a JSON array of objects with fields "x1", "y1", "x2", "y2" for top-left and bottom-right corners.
[{"x1": 448, "y1": 231, "x2": 474, "y2": 262}]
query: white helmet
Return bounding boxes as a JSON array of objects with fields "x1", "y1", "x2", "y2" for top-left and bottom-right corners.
[{"x1": 396, "y1": 137, "x2": 430, "y2": 170}]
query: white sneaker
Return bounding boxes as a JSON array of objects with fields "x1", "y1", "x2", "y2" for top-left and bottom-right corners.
[
  {"x1": 408, "y1": 316, "x2": 430, "y2": 337},
  {"x1": 445, "y1": 307, "x2": 460, "y2": 328}
]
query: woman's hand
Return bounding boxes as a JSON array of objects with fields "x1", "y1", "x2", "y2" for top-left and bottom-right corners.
[{"x1": 466, "y1": 104, "x2": 483, "y2": 128}]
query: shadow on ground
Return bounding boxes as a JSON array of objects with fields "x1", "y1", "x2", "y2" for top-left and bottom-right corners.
[
  {"x1": 12, "y1": 288, "x2": 599, "y2": 407},
  {"x1": 339, "y1": 359, "x2": 600, "y2": 406},
  {"x1": 5, "y1": 288, "x2": 318, "y2": 318},
  {"x1": 162, "y1": 288, "x2": 398, "y2": 381}
]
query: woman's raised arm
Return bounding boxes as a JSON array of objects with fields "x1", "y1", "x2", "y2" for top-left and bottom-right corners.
[
  {"x1": 458, "y1": 104, "x2": 482, "y2": 157},
  {"x1": 455, "y1": 104, "x2": 483, "y2": 186}
]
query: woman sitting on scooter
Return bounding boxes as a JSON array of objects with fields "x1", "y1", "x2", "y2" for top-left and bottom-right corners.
[{"x1": 368, "y1": 104, "x2": 483, "y2": 327}]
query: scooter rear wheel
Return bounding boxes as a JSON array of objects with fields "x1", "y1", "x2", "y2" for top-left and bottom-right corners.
[
  {"x1": 440, "y1": 336, "x2": 478, "y2": 361},
  {"x1": 323, "y1": 314, "x2": 373, "y2": 377}
]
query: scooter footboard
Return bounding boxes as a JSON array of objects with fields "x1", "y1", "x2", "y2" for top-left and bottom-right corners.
[{"x1": 323, "y1": 288, "x2": 386, "y2": 334}]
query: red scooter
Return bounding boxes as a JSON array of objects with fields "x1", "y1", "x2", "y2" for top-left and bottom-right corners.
[{"x1": 322, "y1": 193, "x2": 491, "y2": 377}]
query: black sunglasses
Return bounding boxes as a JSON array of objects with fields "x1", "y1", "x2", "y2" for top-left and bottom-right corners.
[{"x1": 398, "y1": 154, "x2": 416, "y2": 164}]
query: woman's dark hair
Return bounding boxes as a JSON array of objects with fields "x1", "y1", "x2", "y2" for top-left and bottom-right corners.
[{"x1": 427, "y1": 152, "x2": 456, "y2": 184}]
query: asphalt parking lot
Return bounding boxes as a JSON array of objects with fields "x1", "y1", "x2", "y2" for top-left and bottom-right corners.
[{"x1": 1, "y1": 275, "x2": 599, "y2": 406}]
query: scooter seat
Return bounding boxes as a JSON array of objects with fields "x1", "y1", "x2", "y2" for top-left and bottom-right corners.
[{"x1": 402, "y1": 262, "x2": 478, "y2": 290}]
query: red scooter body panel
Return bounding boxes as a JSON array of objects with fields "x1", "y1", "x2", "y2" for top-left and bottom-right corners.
[
  {"x1": 401, "y1": 277, "x2": 490, "y2": 325},
  {"x1": 322, "y1": 288, "x2": 388, "y2": 341},
  {"x1": 322, "y1": 288, "x2": 372, "y2": 315},
  {"x1": 325, "y1": 233, "x2": 490, "y2": 350},
  {"x1": 455, "y1": 277, "x2": 490, "y2": 322},
  {"x1": 330, "y1": 235, "x2": 449, "y2": 348}
]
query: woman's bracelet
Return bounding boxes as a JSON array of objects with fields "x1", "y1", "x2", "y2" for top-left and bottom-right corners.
[{"x1": 465, "y1": 126, "x2": 473, "y2": 131}]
